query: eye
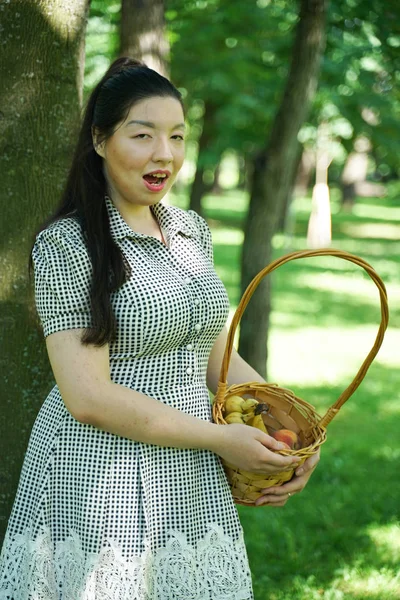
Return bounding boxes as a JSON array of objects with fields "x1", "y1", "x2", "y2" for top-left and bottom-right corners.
[
  {"x1": 134, "y1": 133, "x2": 151, "y2": 139},
  {"x1": 172, "y1": 135, "x2": 185, "y2": 141}
]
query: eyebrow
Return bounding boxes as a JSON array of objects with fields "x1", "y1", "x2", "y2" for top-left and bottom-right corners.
[{"x1": 125, "y1": 119, "x2": 186, "y2": 129}]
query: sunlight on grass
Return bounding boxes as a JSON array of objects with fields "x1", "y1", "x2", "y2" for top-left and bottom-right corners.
[
  {"x1": 352, "y1": 203, "x2": 400, "y2": 222},
  {"x1": 341, "y1": 222, "x2": 400, "y2": 240},
  {"x1": 376, "y1": 397, "x2": 400, "y2": 415},
  {"x1": 366, "y1": 523, "x2": 400, "y2": 563},
  {"x1": 371, "y1": 446, "x2": 400, "y2": 461},
  {"x1": 212, "y1": 228, "x2": 244, "y2": 245},
  {"x1": 335, "y1": 565, "x2": 400, "y2": 598},
  {"x1": 267, "y1": 325, "x2": 394, "y2": 386},
  {"x1": 203, "y1": 191, "x2": 248, "y2": 213},
  {"x1": 293, "y1": 270, "x2": 399, "y2": 303}
]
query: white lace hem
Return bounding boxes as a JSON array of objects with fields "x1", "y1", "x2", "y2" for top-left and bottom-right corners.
[{"x1": 0, "y1": 523, "x2": 253, "y2": 600}]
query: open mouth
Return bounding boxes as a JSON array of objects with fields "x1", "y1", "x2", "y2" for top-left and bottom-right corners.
[{"x1": 143, "y1": 173, "x2": 169, "y2": 186}]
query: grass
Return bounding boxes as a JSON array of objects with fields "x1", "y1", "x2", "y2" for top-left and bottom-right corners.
[{"x1": 171, "y1": 186, "x2": 400, "y2": 599}]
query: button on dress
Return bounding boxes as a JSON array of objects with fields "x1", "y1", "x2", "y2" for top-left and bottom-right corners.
[{"x1": 0, "y1": 196, "x2": 254, "y2": 600}]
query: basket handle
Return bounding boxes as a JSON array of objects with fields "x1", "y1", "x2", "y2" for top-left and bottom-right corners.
[{"x1": 215, "y1": 249, "x2": 389, "y2": 429}]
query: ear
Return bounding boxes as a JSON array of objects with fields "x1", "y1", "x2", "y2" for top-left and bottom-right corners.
[{"x1": 92, "y1": 126, "x2": 106, "y2": 158}]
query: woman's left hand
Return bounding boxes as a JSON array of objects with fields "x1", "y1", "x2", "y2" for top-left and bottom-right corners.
[{"x1": 254, "y1": 448, "x2": 321, "y2": 507}]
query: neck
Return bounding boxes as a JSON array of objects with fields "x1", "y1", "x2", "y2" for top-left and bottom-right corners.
[{"x1": 107, "y1": 195, "x2": 164, "y2": 241}]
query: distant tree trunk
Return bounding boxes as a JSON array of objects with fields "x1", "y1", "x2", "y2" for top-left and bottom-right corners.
[
  {"x1": 295, "y1": 147, "x2": 315, "y2": 195},
  {"x1": 120, "y1": 0, "x2": 169, "y2": 76},
  {"x1": 237, "y1": 155, "x2": 249, "y2": 191},
  {"x1": 340, "y1": 136, "x2": 371, "y2": 210},
  {"x1": 239, "y1": 0, "x2": 328, "y2": 378},
  {"x1": 0, "y1": 0, "x2": 89, "y2": 545},
  {"x1": 211, "y1": 162, "x2": 222, "y2": 193},
  {"x1": 307, "y1": 131, "x2": 332, "y2": 248},
  {"x1": 189, "y1": 102, "x2": 218, "y2": 216}
]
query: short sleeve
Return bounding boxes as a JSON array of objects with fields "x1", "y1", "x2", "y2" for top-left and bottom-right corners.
[
  {"x1": 187, "y1": 210, "x2": 214, "y2": 265},
  {"x1": 31, "y1": 225, "x2": 94, "y2": 337}
]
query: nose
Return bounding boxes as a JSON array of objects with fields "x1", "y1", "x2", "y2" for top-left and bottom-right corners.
[{"x1": 152, "y1": 135, "x2": 173, "y2": 163}]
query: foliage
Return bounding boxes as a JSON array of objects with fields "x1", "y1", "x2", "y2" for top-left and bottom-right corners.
[
  {"x1": 166, "y1": 0, "x2": 298, "y2": 166},
  {"x1": 84, "y1": 0, "x2": 400, "y2": 184},
  {"x1": 84, "y1": 0, "x2": 120, "y2": 98},
  {"x1": 304, "y1": 0, "x2": 400, "y2": 179}
]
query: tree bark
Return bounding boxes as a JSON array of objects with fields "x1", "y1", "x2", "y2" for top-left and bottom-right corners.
[
  {"x1": 277, "y1": 140, "x2": 303, "y2": 232},
  {"x1": 189, "y1": 101, "x2": 219, "y2": 216},
  {"x1": 0, "y1": 0, "x2": 89, "y2": 545},
  {"x1": 120, "y1": 0, "x2": 169, "y2": 77},
  {"x1": 238, "y1": 0, "x2": 328, "y2": 378}
]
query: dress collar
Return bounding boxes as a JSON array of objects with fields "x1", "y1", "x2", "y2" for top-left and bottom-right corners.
[{"x1": 105, "y1": 195, "x2": 197, "y2": 242}]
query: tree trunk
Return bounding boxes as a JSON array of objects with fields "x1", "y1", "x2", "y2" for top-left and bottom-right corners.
[
  {"x1": 277, "y1": 140, "x2": 303, "y2": 232},
  {"x1": 295, "y1": 147, "x2": 315, "y2": 195},
  {"x1": 307, "y1": 125, "x2": 332, "y2": 248},
  {"x1": 189, "y1": 102, "x2": 218, "y2": 216},
  {"x1": 237, "y1": 155, "x2": 249, "y2": 191},
  {"x1": 120, "y1": 0, "x2": 169, "y2": 77},
  {"x1": 0, "y1": 0, "x2": 89, "y2": 545},
  {"x1": 239, "y1": 0, "x2": 328, "y2": 378},
  {"x1": 340, "y1": 136, "x2": 371, "y2": 210}
]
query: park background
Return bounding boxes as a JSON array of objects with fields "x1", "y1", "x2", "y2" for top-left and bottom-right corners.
[{"x1": 0, "y1": 1, "x2": 399, "y2": 598}]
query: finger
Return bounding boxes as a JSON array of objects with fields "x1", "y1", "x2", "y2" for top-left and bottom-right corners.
[
  {"x1": 261, "y1": 455, "x2": 301, "y2": 473},
  {"x1": 255, "y1": 494, "x2": 289, "y2": 507},
  {"x1": 295, "y1": 452, "x2": 320, "y2": 476},
  {"x1": 260, "y1": 479, "x2": 304, "y2": 495},
  {"x1": 259, "y1": 444, "x2": 301, "y2": 468},
  {"x1": 262, "y1": 486, "x2": 297, "y2": 497},
  {"x1": 259, "y1": 433, "x2": 301, "y2": 454}
]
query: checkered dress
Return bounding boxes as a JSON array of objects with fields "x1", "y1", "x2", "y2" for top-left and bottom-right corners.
[{"x1": 0, "y1": 196, "x2": 254, "y2": 600}]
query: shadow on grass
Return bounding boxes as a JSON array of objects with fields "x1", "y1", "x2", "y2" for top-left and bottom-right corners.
[
  {"x1": 237, "y1": 361, "x2": 400, "y2": 599},
  {"x1": 213, "y1": 241, "x2": 398, "y2": 329}
]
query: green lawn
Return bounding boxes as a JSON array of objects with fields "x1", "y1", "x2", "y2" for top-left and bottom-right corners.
[{"x1": 173, "y1": 186, "x2": 400, "y2": 599}]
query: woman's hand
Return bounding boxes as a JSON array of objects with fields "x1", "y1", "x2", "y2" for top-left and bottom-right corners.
[
  {"x1": 254, "y1": 448, "x2": 321, "y2": 507},
  {"x1": 211, "y1": 423, "x2": 302, "y2": 475}
]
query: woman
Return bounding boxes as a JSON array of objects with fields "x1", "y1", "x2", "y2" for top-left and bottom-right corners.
[{"x1": 0, "y1": 57, "x2": 319, "y2": 599}]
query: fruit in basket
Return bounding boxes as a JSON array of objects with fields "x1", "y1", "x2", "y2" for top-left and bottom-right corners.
[
  {"x1": 225, "y1": 411, "x2": 245, "y2": 424},
  {"x1": 246, "y1": 403, "x2": 269, "y2": 434},
  {"x1": 224, "y1": 396, "x2": 245, "y2": 414},
  {"x1": 271, "y1": 429, "x2": 300, "y2": 450},
  {"x1": 241, "y1": 398, "x2": 258, "y2": 413},
  {"x1": 241, "y1": 411, "x2": 257, "y2": 424}
]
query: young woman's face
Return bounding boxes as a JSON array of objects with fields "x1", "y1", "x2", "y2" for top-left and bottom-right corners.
[{"x1": 96, "y1": 96, "x2": 185, "y2": 209}]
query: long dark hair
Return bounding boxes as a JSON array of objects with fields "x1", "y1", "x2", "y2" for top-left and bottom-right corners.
[{"x1": 29, "y1": 57, "x2": 184, "y2": 346}]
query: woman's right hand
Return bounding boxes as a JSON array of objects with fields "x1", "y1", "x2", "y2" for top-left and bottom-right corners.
[{"x1": 210, "y1": 423, "x2": 301, "y2": 475}]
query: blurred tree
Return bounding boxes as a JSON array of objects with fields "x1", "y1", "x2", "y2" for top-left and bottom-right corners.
[
  {"x1": 84, "y1": 1, "x2": 400, "y2": 209},
  {"x1": 238, "y1": 0, "x2": 328, "y2": 377},
  {"x1": 189, "y1": 101, "x2": 219, "y2": 214},
  {"x1": 84, "y1": 0, "x2": 120, "y2": 98},
  {"x1": 0, "y1": 0, "x2": 90, "y2": 544},
  {"x1": 120, "y1": 0, "x2": 169, "y2": 76},
  {"x1": 298, "y1": 0, "x2": 400, "y2": 203},
  {"x1": 167, "y1": 0, "x2": 297, "y2": 212}
]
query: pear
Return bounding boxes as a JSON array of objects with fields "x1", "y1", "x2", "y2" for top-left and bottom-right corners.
[
  {"x1": 225, "y1": 411, "x2": 245, "y2": 424},
  {"x1": 224, "y1": 395, "x2": 245, "y2": 415},
  {"x1": 242, "y1": 398, "x2": 259, "y2": 413}
]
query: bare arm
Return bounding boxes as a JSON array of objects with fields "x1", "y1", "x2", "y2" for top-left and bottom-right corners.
[
  {"x1": 45, "y1": 328, "x2": 299, "y2": 474},
  {"x1": 46, "y1": 328, "x2": 218, "y2": 450}
]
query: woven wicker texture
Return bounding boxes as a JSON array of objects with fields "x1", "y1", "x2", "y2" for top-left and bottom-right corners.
[{"x1": 212, "y1": 249, "x2": 389, "y2": 506}]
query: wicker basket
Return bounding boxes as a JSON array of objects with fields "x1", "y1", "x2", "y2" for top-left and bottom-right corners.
[{"x1": 212, "y1": 249, "x2": 389, "y2": 506}]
